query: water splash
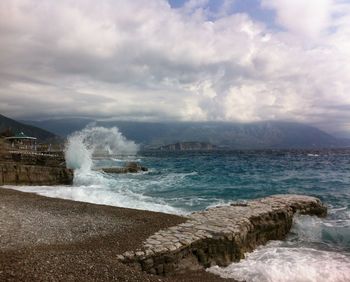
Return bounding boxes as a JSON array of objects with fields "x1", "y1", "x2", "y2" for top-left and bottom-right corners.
[
  {"x1": 65, "y1": 126, "x2": 139, "y2": 171},
  {"x1": 10, "y1": 184, "x2": 183, "y2": 215},
  {"x1": 208, "y1": 243, "x2": 350, "y2": 282},
  {"x1": 208, "y1": 213, "x2": 350, "y2": 282},
  {"x1": 291, "y1": 213, "x2": 350, "y2": 250}
]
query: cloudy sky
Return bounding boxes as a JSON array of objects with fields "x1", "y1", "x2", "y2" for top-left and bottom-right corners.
[{"x1": 0, "y1": 0, "x2": 350, "y2": 136}]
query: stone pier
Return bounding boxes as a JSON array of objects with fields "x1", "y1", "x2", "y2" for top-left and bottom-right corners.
[{"x1": 118, "y1": 195, "x2": 327, "y2": 276}]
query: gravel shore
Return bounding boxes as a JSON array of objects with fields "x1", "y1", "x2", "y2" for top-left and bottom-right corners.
[{"x1": 0, "y1": 188, "x2": 234, "y2": 282}]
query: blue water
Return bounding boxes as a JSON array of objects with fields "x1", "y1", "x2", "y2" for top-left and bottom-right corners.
[
  {"x1": 11, "y1": 149, "x2": 350, "y2": 282},
  {"x1": 130, "y1": 150, "x2": 350, "y2": 212}
]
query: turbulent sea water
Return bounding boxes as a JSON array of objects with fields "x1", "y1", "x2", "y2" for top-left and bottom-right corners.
[{"x1": 8, "y1": 128, "x2": 350, "y2": 282}]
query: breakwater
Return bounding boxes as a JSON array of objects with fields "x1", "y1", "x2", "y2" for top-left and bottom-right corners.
[{"x1": 119, "y1": 195, "x2": 327, "y2": 276}]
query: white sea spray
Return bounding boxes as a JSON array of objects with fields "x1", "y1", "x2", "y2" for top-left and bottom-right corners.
[
  {"x1": 208, "y1": 213, "x2": 350, "y2": 282},
  {"x1": 65, "y1": 126, "x2": 139, "y2": 171}
]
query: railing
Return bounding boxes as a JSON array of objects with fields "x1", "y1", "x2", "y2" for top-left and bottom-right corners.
[
  {"x1": 7, "y1": 150, "x2": 64, "y2": 158},
  {"x1": 2, "y1": 141, "x2": 64, "y2": 153}
]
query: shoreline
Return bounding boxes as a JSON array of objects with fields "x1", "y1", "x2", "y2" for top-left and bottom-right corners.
[{"x1": 0, "y1": 187, "x2": 235, "y2": 282}]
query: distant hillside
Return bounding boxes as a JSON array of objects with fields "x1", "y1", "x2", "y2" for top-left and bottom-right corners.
[
  {"x1": 0, "y1": 114, "x2": 60, "y2": 142},
  {"x1": 159, "y1": 142, "x2": 215, "y2": 151},
  {"x1": 21, "y1": 118, "x2": 93, "y2": 137},
  {"x1": 23, "y1": 118, "x2": 350, "y2": 149}
]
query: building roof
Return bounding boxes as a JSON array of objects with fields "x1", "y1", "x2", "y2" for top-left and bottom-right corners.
[{"x1": 5, "y1": 131, "x2": 37, "y2": 140}]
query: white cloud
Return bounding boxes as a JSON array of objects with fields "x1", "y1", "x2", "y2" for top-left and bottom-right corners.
[
  {"x1": 0, "y1": 0, "x2": 349, "y2": 135},
  {"x1": 261, "y1": 0, "x2": 332, "y2": 38}
]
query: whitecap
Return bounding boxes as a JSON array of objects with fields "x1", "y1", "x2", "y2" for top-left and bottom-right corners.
[
  {"x1": 291, "y1": 214, "x2": 350, "y2": 249},
  {"x1": 6, "y1": 184, "x2": 184, "y2": 215},
  {"x1": 208, "y1": 242, "x2": 350, "y2": 282}
]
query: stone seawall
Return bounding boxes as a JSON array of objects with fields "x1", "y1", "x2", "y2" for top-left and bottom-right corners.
[
  {"x1": 0, "y1": 163, "x2": 73, "y2": 185},
  {"x1": 119, "y1": 195, "x2": 327, "y2": 276}
]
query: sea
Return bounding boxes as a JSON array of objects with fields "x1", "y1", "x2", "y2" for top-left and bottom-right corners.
[{"x1": 7, "y1": 127, "x2": 350, "y2": 282}]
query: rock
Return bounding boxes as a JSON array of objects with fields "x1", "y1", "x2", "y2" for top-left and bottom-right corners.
[
  {"x1": 135, "y1": 251, "x2": 145, "y2": 257},
  {"x1": 123, "y1": 251, "x2": 135, "y2": 260},
  {"x1": 141, "y1": 258, "x2": 154, "y2": 271},
  {"x1": 156, "y1": 264, "x2": 164, "y2": 274},
  {"x1": 125, "y1": 162, "x2": 148, "y2": 172},
  {"x1": 116, "y1": 255, "x2": 125, "y2": 261},
  {"x1": 100, "y1": 162, "x2": 148, "y2": 174}
]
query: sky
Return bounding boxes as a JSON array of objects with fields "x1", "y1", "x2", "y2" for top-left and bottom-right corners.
[{"x1": 0, "y1": 0, "x2": 350, "y2": 136}]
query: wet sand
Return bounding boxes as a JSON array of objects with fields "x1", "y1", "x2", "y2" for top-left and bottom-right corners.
[{"x1": 0, "y1": 188, "x2": 235, "y2": 282}]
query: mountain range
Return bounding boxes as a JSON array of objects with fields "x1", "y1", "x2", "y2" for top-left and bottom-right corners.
[
  {"x1": 22, "y1": 117, "x2": 350, "y2": 149},
  {"x1": 0, "y1": 113, "x2": 348, "y2": 149},
  {"x1": 0, "y1": 114, "x2": 60, "y2": 142}
]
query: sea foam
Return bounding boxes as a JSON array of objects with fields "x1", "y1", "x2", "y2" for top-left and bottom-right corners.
[
  {"x1": 208, "y1": 242, "x2": 350, "y2": 282},
  {"x1": 208, "y1": 213, "x2": 350, "y2": 282},
  {"x1": 10, "y1": 184, "x2": 183, "y2": 214}
]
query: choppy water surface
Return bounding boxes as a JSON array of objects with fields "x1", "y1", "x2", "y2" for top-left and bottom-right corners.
[{"x1": 11, "y1": 149, "x2": 350, "y2": 282}]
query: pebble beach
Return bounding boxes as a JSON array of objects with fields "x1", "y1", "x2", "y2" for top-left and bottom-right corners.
[{"x1": 0, "y1": 188, "x2": 236, "y2": 282}]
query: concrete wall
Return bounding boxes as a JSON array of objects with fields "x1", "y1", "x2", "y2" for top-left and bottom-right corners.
[{"x1": 0, "y1": 163, "x2": 73, "y2": 186}]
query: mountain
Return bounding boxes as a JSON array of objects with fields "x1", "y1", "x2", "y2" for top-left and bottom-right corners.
[
  {"x1": 20, "y1": 118, "x2": 94, "y2": 137},
  {"x1": 23, "y1": 118, "x2": 350, "y2": 149},
  {"x1": 0, "y1": 114, "x2": 60, "y2": 142},
  {"x1": 159, "y1": 142, "x2": 215, "y2": 151}
]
